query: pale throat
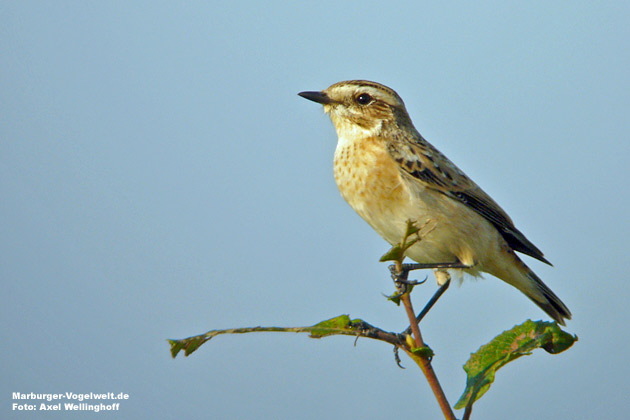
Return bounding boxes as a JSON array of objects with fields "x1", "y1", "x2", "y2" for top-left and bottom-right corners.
[{"x1": 329, "y1": 110, "x2": 382, "y2": 140}]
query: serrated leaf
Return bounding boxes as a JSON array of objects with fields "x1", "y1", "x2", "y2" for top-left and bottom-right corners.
[
  {"x1": 454, "y1": 320, "x2": 577, "y2": 410},
  {"x1": 404, "y1": 219, "x2": 421, "y2": 237},
  {"x1": 379, "y1": 220, "x2": 423, "y2": 263}
]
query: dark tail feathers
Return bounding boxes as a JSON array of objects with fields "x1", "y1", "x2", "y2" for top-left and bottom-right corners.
[{"x1": 526, "y1": 269, "x2": 572, "y2": 326}]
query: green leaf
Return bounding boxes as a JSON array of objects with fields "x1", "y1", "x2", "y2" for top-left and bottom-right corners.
[
  {"x1": 379, "y1": 245, "x2": 405, "y2": 262},
  {"x1": 383, "y1": 290, "x2": 402, "y2": 305},
  {"x1": 309, "y1": 315, "x2": 355, "y2": 338},
  {"x1": 410, "y1": 346, "x2": 434, "y2": 359},
  {"x1": 168, "y1": 336, "x2": 207, "y2": 358},
  {"x1": 379, "y1": 220, "x2": 422, "y2": 263},
  {"x1": 403, "y1": 219, "x2": 421, "y2": 237},
  {"x1": 454, "y1": 320, "x2": 577, "y2": 410}
]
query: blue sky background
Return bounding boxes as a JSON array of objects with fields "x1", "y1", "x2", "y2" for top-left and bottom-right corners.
[{"x1": 2, "y1": 2, "x2": 628, "y2": 419}]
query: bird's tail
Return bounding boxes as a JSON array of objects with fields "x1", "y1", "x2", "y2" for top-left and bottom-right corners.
[
  {"x1": 496, "y1": 255, "x2": 572, "y2": 326},
  {"x1": 522, "y1": 267, "x2": 572, "y2": 326}
]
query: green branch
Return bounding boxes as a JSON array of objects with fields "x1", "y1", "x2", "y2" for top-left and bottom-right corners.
[{"x1": 168, "y1": 315, "x2": 403, "y2": 358}]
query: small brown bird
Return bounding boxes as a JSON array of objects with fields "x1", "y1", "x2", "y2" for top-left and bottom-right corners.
[{"x1": 299, "y1": 80, "x2": 571, "y2": 325}]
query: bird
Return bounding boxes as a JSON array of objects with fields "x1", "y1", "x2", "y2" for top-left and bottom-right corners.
[{"x1": 298, "y1": 80, "x2": 571, "y2": 325}]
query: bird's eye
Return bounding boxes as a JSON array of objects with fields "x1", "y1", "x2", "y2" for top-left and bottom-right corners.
[{"x1": 355, "y1": 93, "x2": 373, "y2": 105}]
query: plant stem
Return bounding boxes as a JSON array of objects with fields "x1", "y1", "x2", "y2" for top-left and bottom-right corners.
[
  {"x1": 397, "y1": 262, "x2": 456, "y2": 420},
  {"x1": 463, "y1": 403, "x2": 473, "y2": 420}
]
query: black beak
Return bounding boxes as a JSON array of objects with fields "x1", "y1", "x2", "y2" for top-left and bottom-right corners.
[{"x1": 298, "y1": 91, "x2": 334, "y2": 105}]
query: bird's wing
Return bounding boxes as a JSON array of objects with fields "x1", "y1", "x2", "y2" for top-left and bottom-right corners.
[{"x1": 386, "y1": 135, "x2": 551, "y2": 265}]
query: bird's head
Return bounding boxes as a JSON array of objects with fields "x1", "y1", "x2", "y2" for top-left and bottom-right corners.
[{"x1": 299, "y1": 80, "x2": 412, "y2": 136}]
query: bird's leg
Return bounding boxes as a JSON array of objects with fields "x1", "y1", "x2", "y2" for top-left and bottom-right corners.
[
  {"x1": 391, "y1": 262, "x2": 470, "y2": 333},
  {"x1": 401, "y1": 279, "x2": 451, "y2": 335},
  {"x1": 400, "y1": 261, "x2": 470, "y2": 271}
]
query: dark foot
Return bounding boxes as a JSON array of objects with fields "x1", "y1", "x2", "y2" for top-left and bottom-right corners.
[{"x1": 388, "y1": 265, "x2": 428, "y2": 296}]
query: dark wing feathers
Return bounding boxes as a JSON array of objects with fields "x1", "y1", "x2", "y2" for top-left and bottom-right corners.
[
  {"x1": 449, "y1": 190, "x2": 551, "y2": 265},
  {"x1": 387, "y1": 137, "x2": 552, "y2": 266}
]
